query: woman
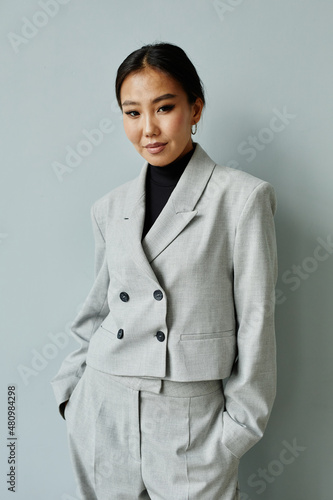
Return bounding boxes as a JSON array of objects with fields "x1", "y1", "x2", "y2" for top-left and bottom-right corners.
[{"x1": 51, "y1": 42, "x2": 278, "y2": 500}]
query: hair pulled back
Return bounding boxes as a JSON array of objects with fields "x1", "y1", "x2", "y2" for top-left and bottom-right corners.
[{"x1": 115, "y1": 42, "x2": 205, "y2": 110}]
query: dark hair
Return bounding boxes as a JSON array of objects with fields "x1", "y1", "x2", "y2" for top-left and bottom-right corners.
[{"x1": 115, "y1": 42, "x2": 205, "y2": 110}]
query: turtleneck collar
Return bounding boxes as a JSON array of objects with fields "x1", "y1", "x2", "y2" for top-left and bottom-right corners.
[{"x1": 147, "y1": 142, "x2": 197, "y2": 187}]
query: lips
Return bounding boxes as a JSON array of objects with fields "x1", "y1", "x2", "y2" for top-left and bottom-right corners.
[{"x1": 145, "y1": 143, "x2": 167, "y2": 154}]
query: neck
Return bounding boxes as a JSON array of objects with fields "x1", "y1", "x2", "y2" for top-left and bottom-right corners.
[{"x1": 147, "y1": 143, "x2": 196, "y2": 187}]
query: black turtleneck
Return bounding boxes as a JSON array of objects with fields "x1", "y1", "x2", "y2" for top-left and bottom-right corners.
[{"x1": 141, "y1": 143, "x2": 196, "y2": 240}]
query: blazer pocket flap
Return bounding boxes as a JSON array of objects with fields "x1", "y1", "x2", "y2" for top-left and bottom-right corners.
[
  {"x1": 180, "y1": 330, "x2": 234, "y2": 341},
  {"x1": 100, "y1": 314, "x2": 118, "y2": 335}
]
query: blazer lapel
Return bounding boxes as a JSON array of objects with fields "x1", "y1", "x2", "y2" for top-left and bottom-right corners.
[
  {"x1": 121, "y1": 143, "x2": 216, "y2": 281},
  {"x1": 120, "y1": 160, "x2": 157, "y2": 282}
]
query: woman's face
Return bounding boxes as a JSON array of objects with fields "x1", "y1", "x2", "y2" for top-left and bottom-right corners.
[{"x1": 120, "y1": 66, "x2": 203, "y2": 166}]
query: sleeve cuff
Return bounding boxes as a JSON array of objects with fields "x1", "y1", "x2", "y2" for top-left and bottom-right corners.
[{"x1": 221, "y1": 410, "x2": 263, "y2": 459}]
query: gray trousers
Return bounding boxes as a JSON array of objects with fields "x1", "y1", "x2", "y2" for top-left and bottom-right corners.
[{"x1": 65, "y1": 365, "x2": 240, "y2": 500}]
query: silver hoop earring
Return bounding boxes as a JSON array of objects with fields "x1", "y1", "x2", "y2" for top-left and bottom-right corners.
[{"x1": 191, "y1": 123, "x2": 197, "y2": 135}]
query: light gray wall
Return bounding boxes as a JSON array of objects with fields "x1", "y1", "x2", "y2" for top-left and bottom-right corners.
[{"x1": 1, "y1": 1, "x2": 332, "y2": 498}]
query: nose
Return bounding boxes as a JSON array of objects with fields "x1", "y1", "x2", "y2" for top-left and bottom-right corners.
[{"x1": 143, "y1": 112, "x2": 159, "y2": 137}]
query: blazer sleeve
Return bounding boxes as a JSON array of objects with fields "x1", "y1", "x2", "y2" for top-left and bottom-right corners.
[
  {"x1": 50, "y1": 203, "x2": 110, "y2": 419},
  {"x1": 222, "y1": 181, "x2": 278, "y2": 459}
]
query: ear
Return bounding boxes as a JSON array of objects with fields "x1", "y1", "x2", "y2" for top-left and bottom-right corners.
[{"x1": 191, "y1": 97, "x2": 204, "y2": 125}]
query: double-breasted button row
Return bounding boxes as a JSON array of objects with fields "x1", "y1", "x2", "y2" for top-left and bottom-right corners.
[
  {"x1": 120, "y1": 290, "x2": 164, "y2": 302},
  {"x1": 118, "y1": 289, "x2": 165, "y2": 342},
  {"x1": 116, "y1": 329, "x2": 165, "y2": 342}
]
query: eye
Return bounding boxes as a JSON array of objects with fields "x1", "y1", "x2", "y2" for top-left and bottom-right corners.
[
  {"x1": 158, "y1": 104, "x2": 175, "y2": 112},
  {"x1": 124, "y1": 110, "x2": 140, "y2": 117}
]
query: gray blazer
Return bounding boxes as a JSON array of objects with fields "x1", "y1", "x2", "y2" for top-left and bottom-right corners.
[{"x1": 51, "y1": 142, "x2": 278, "y2": 459}]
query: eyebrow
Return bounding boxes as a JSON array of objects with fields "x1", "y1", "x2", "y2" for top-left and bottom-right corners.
[{"x1": 121, "y1": 93, "x2": 178, "y2": 107}]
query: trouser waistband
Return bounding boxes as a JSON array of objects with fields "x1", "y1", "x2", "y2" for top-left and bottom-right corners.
[
  {"x1": 106, "y1": 371, "x2": 223, "y2": 398},
  {"x1": 159, "y1": 378, "x2": 223, "y2": 397}
]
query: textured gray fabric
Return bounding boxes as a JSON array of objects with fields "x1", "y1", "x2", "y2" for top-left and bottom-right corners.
[
  {"x1": 52, "y1": 141, "x2": 278, "y2": 464},
  {"x1": 65, "y1": 366, "x2": 240, "y2": 500},
  {"x1": 108, "y1": 374, "x2": 222, "y2": 396}
]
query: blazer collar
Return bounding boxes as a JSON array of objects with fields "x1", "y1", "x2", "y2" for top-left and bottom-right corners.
[{"x1": 121, "y1": 143, "x2": 216, "y2": 283}]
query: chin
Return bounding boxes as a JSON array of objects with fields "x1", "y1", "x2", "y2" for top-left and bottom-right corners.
[{"x1": 140, "y1": 150, "x2": 173, "y2": 166}]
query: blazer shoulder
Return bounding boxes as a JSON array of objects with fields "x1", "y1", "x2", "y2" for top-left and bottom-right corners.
[
  {"x1": 216, "y1": 162, "x2": 272, "y2": 187},
  {"x1": 214, "y1": 162, "x2": 275, "y2": 198},
  {"x1": 209, "y1": 161, "x2": 277, "y2": 220},
  {"x1": 91, "y1": 175, "x2": 137, "y2": 216}
]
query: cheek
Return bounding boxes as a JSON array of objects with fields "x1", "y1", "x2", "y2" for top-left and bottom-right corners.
[
  {"x1": 123, "y1": 120, "x2": 138, "y2": 143},
  {"x1": 168, "y1": 111, "x2": 190, "y2": 134}
]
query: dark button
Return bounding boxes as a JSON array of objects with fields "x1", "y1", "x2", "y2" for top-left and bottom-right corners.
[
  {"x1": 156, "y1": 331, "x2": 165, "y2": 342},
  {"x1": 153, "y1": 290, "x2": 163, "y2": 301},
  {"x1": 119, "y1": 292, "x2": 129, "y2": 302},
  {"x1": 117, "y1": 329, "x2": 124, "y2": 339}
]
